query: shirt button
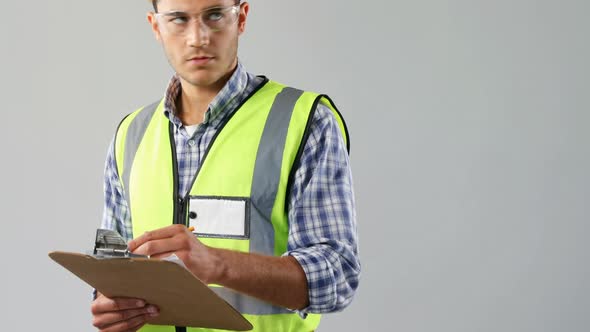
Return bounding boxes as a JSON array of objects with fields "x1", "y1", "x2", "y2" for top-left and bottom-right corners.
[{"x1": 187, "y1": 140, "x2": 196, "y2": 147}]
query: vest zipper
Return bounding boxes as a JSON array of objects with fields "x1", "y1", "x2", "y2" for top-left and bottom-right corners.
[
  {"x1": 170, "y1": 122, "x2": 190, "y2": 228},
  {"x1": 177, "y1": 197, "x2": 186, "y2": 226},
  {"x1": 170, "y1": 123, "x2": 188, "y2": 332}
]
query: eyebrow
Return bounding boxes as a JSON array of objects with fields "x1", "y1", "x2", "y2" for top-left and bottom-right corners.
[
  {"x1": 163, "y1": 3, "x2": 231, "y2": 14},
  {"x1": 161, "y1": 6, "x2": 228, "y2": 16},
  {"x1": 160, "y1": 10, "x2": 189, "y2": 17},
  {"x1": 158, "y1": 10, "x2": 182, "y2": 15}
]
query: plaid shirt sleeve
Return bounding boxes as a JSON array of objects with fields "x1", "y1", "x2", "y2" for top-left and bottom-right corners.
[
  {"x1": 101, "y1": 139, "x2": 133, "y2": 242},
  {"x1": 285, "y1": 103, "x2": 361, "y2": 313}
]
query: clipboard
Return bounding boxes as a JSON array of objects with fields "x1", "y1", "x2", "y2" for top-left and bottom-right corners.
[{"x1": 48, "y1": 230, "x2": 253, "y2": 331}]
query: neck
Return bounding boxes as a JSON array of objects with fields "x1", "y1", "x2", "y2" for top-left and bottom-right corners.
[
  {"x1": 176, "y1": 62, "x2": 237, "y2": 126},
  {"x1": 177, "y1": 82, "x2": 217, "y2": 126}
]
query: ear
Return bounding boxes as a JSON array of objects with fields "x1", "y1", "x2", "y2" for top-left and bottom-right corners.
[
  {"x1": 237, "y1": 2, "x2": 250, "y2": 35},
  {"x1": 147, "y1": 12, "x2": 162, "y2": 42}
]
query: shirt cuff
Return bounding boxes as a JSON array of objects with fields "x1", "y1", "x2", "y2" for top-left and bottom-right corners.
[{"x1": 283, "y1": 249, "x2": 338, "y2": 314}]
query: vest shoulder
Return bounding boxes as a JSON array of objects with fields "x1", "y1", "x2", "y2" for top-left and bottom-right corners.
[
  {"x1": 264, "y1": 79, "x2": 324, "y2": 96},
  {"x1": 261, "y1": 79, "x2": 343, "y2": 121},
  {"x1": 116, "y1": 99, "x2": 164, "y2": 134}
]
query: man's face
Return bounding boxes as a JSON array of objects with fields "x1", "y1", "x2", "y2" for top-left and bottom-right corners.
[{"x1": 148, "y1": 0, "x2": 248, "y2": 89}]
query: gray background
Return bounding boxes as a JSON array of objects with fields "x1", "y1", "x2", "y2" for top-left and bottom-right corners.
[{"x1": 1, "y1": 0, "x2": 588, "y2": 331}]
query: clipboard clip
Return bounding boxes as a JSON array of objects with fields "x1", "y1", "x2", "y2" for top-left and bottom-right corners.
[{"x1": 93, "y1": 229, "x2": 147, "y2": 258}]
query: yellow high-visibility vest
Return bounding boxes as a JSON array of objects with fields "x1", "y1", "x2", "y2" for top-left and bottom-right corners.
[{"x1": 114, "y1": 79, "x2": 349, "y2": 332}]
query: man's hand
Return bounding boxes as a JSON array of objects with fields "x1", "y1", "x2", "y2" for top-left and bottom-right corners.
[
  {"x1": 127, "y1": 224, "x2": 222, "y2": 284},
  {"x1": 127, "y1": 224, "x2": 309, "y2": 310},
  {"x1": 91, "y1": 293, "x2": 159, "y2": 332}
]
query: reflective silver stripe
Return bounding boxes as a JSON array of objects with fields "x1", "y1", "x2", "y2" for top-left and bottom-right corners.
[
  {"x1": 230, "y1": 87, "x2": 303, "y2": 315},
  {"x1": 212, "y1": 287, "x2": 292, "y2": 315},
  {"x1": 121, "y1": 100, "x2": 161, "y2": 214},
  {"x1": 250, "y1": 87, "x2": 303, "y2": 255}
]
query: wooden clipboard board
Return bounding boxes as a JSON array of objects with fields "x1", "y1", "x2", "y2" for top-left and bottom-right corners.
[{"x1": 49, "y1": 251, "x2": 253, "y2": 331}]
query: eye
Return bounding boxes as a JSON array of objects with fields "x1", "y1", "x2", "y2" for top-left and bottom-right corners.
[
  {"x1": 168, "y1": 15, "x2": 189, "y2": 24},
  {"x1": 204, "y1": 9, "x2": 225, "y2": 22}
]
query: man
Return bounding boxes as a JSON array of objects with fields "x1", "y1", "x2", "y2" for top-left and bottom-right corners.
[{"x1": 91, "y1": 0, "x2": 360, "y2": 331}]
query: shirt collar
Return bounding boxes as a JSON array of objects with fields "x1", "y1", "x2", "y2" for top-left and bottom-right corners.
[{"x1": 163, "y1": 60, "x2": 249, "y2": 127}]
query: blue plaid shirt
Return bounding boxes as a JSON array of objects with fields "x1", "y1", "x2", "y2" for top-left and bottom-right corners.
[{"x1": 101, "y1": 62, "x2": 360, "y2": 313}]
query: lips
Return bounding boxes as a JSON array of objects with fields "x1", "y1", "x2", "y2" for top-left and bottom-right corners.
[{"x1": 187, "y1": 55, "x2": 214, "y2": 66}]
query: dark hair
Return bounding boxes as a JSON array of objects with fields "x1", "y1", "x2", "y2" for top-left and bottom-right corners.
[{"x1": 152, "y1": 0, "x2": 241, "y2": 12}]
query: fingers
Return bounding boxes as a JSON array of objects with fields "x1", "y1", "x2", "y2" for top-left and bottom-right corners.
[
  {"x1": 92, "y1": 296, "x2": 146, "y2": 314},
  {"x1": 94, "y1": 307, "x2": 158, "y2": 331},
  {"x1": 95, "y1": 313, "x2": 149, "y2": 332},
  {"x1": 128, "y1": 224, "x2": 188, "y2": 252},
  {"x1": 132, "y1": 237, "x2": 183, "y2": 257},
  {"x1": 91, "y1": 296, "x2": 159, "y2": 332},
  {"x1": 95, "y1": 304, "x2": 158, "y2": 324}
]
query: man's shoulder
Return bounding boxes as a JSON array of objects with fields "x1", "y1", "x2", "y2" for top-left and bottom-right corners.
[
  {"x1": 107, "y1": 99, "x2": 165, "y2": 155},
  {"x1": 115, "y1": 98, "x2": 164, "y2": 128},
  {"x1": 129, "y1": 98, "x2": 164, "y2": 117},
  {"x1": 263, "y1": 78, "x2": 319, "y2": 95}
]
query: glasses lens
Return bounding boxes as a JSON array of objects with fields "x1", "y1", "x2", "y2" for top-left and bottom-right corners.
[
  {"x1": 201, "y1": 7, "x2": 238, "y2": 31},
  {"x1": 158, "y1": 6, "x2": 238, "y2": 36},
  {"x1": 159, "y1": 13, "x2": 190, "y2": 35}
]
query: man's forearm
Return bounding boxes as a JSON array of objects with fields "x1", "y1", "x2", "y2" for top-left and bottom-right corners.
[{"x1": 206, "y1": 247, "x2": 310, "y2": 310}]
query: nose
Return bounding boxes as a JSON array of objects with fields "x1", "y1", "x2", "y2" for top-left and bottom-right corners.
[{"x1": 186, "y1": 18, "x2": 210, "y2": 47}]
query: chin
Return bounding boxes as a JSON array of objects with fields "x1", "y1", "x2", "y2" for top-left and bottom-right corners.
[
  {"x1": 181, "y1": 71, "x2": 223, "y2": 88},
  {"x1": 191, "y1": 77, "x2": 222, "y2": 88}
]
